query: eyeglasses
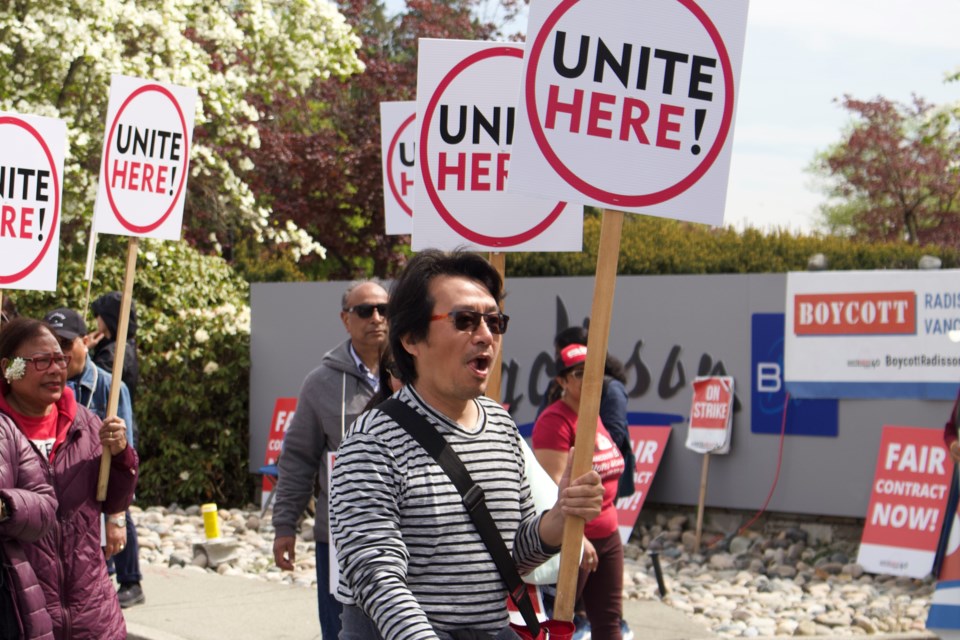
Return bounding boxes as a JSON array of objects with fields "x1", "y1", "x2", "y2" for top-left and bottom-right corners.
[
  {"x1": 430, "y1": 310, "x2": 509, "y2": 335},
  {"x1": 21, "y1": 353, "x2": 72, "y2": 372},
  {"x1": 566, "y1": 368, "x2": 585, "y2": 380},
  {"x1": 344, "y1": 303, "x2": 387, "y2": 319}
]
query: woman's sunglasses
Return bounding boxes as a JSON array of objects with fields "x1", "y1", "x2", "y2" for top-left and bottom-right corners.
[
  {"x1": 430, "y1": 310, "x2": 509, "y2": 335},
  {"x1": 344, "y1": 303, "x2": 388, "y2": 319}
]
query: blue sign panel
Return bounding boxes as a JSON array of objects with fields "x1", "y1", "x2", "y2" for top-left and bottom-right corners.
[{"x1": 751, "y1": 313, "x2": 838, "y2": 437}]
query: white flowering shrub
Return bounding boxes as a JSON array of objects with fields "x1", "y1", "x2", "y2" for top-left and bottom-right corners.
[
  {"x1": 0, "y1": 0, "x2": 363, "y2": 257},
  {"x1": 13, "y1": 241, "x2": 253, "y2": 506}
]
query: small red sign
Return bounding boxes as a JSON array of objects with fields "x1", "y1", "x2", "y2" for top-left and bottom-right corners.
[
  {"x1": 689, "y1": 377, "x2": 732, "y2": 430},
  {"x1": 794, "y1": 291, "x2": 916, "y2": 336},
  {"x1": 264, "y1": 397, "x2": 297, "y2": 467},
  {"x1": 861, "y1": 426, "x2": 951, "y2": 551},
  {"x1": 616, "y1": 425, "x2": 672, "y2": 537}
]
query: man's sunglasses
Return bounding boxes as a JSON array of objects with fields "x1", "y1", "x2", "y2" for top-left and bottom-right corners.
[
  {"x1": 344, "y1": 303, "x2": 387, "y2": 319},
  {"x1": 430, "y1": 310, "x2": 509, "y2": 335}
]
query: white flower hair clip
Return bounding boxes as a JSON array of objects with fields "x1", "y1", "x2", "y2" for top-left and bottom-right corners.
[{"x1": 3, "y1": 357, "x2": 26, "y2": 383}]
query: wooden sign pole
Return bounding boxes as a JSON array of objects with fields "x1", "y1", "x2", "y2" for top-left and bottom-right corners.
[
  {"x1": 487, "y1": 252, "x2": 506, "y2": 403},
  {"x1": 96, "y1": 237, "x2": 138, "y2": 501},
  {"x1": 694, "y1": 453, "x2": 711, "y2": 551},
  {"x1": 553, "y1": 209, "x2": 624, "y2": 621}
]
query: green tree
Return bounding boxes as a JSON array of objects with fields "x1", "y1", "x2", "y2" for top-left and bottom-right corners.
[
  {"x1": 244, "y1": 0, "x2": 524, "y2": 279},
  {"x1": 810, "y1": 95, "x2": 960, "y2": 246},
  {"x1": 0, "y1": 0, "x2": 364, "y2": 261}
]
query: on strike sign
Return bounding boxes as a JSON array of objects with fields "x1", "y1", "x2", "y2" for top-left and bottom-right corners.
[
  {"x1": 414, "y1": 39, "x2": 582, "y2": 252},
  {"x1": 379, "y1": 101, "x2": 416, "y2": 235},
  {"x1": 508, "y1": 0, "x2": 749, "y2": 225},
  {"x1": 685, "y1": 376, "x2": 733, "y2": 454},
  {"x1": 94, "y1": 75, "x2": 197, "y2": 240},
  {"x1": 0, "y1": 113, "x2": 66, "y2": 291},
  {"x1": 857, "y1": 426, "x2": 952, "y2": 578}
]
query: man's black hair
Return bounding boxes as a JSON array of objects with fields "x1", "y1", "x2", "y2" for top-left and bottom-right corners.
[{"x1": 388, "y1": 249, "x2": 503, "y2": 385}]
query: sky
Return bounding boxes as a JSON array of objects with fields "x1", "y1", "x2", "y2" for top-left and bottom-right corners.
[
  {"x1": 728, "y1": 0, "x2": 960, "y2": 234},
  {"x1": 383, "y1": 0, "x2": 960, "y2": 234}
]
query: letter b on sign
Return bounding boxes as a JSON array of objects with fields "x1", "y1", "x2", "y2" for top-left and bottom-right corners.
[{"x1": 757, "y1": 363, "x2": 781, "y2": 393}]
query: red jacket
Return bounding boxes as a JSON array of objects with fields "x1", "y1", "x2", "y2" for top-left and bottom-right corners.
[
  {"x1": 0, "y1": 413, "x2": 57, "y2": 639},
  {"x1": 944, "y1": 391, "x2": 960, "y2": 448},
  {"x1": 0, "y1": 384, "x2": 138, "y2": 640}
]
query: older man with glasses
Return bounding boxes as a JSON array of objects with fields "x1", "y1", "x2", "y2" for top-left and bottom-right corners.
[{"x1": 272, "y1": 279, "x2": 388, "y2": 640}]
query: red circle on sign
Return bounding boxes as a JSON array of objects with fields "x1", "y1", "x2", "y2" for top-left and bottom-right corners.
[
  {"x1": 387, "y1": 113, "x2": 415, "y2": 217},
  {"x1": 0, "y1": 116, "x2": 60, "y2": 285},
  {"x1": 104, "y1": 84, "x2": 189, "y2": 234},
  {"x1": 420, "y1": 46, "x2": 567, "y2": 247},
  {"x1": 525, "y1": 0, "x2": 734, "y2": 206}
]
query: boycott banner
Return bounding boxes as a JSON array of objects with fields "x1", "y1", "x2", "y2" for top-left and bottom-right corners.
[
  {"x1": 261, "y1": 397, "x2": 296, "y2": 495},
  {"x1": 414, "y1": 39, "x2": 583, "y2": 251},
  {"x1": 685, "y1": 376, "x2": 734, "y2": 454},
  {"x1": 507, "y1": 0, "x2": 749, "y2": 225},
  {"x1": 0, "y1": 113, "x2": 66, "y2": 291},
  {"x1": 93, "y1": 74, "x2": 197, "y2": 240},
  {"x1": 857, "y1": 426, "x2": 952, "y2": 578},
  {"x1": 380, "y1": 101, "x2": 416, "y2": 235},
  {"x1": 784, "y1": 270, "x2": 960, "y2": 400},
  {"x1": 616, "y1": 425, "x2": 672, "y2": 544}
]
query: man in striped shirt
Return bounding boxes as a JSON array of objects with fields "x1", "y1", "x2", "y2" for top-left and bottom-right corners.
[{"x1": 331, "y1": 249, "x2": 603, "y2": 640}]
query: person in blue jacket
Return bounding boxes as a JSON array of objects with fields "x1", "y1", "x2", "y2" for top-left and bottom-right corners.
[{"x1": 43, "y1": 307, "x2": 145, "y2": 608}]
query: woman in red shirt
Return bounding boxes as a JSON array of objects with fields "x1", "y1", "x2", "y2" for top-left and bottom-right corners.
[{"x1": 532, "y1": 344, "x2": 625, "y2": 640}]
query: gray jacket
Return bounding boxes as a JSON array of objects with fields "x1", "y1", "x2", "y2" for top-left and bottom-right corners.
[{"x1": 272, "y1": 339, "x2": 375, "y2": 542}]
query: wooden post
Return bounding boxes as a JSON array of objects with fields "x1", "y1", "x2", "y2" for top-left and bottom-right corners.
[
  {"x1": 97, "y1": 237, "x2": 138, "y2": 501},
  {"x1": 486, "y1": 252, "x2": 506, "y2": 404},
  {"x1": 694, "y1": 453, "x2": 711, "y2": 551},
  {"x1": 553, "y1": 209, "x2": 624, "y2": 621}
]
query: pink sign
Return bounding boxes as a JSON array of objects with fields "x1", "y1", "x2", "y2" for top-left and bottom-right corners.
[
  {"x1": 857, "y1": 425, "x2": 952, "y2": 578},
  {"x1": 616, "y1": 425, "x2": 672, "y2": 543}
]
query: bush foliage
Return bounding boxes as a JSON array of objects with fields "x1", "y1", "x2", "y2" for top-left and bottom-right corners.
[
  {"x1": 507, "y1": 213, "x2": 960, "y2": 276},
  {"x1": 7, "y1": 215, "x2": 957, "y2": 509},
  {"x1": 9, "y1": 241, "x2": 252, "y2": 506}
]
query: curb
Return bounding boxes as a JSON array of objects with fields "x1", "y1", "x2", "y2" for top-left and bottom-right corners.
[{"x1": 126, "y1": 622, "x2": 187, "y2": 640}]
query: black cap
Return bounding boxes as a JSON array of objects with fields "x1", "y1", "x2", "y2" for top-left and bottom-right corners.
[{"x1": 43, "y1": 308, "x2": 87, "y2": 341}]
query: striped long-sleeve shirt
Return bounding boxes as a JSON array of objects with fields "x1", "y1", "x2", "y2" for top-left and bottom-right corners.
[{"x1": 330, "y1": 385, "x2": 556, "y2": 640}]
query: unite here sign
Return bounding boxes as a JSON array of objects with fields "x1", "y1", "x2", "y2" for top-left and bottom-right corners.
[
  {"x1": 0, "y1": 113, "x2": 66, "y2": 291},
  {"x1": 380, "y1": 101, "x2": 416, "y2": 235},
  {"x1": 508, "y1": 0, "x2": 749, "y2": 225},
  {"x1": 413, "y1": 39, "x2": 583, "y2": 252},
  {"x1": 857, "y1": 426, "x2": 952, "y2": 578},
  {"x1": 94, "y1": 75, "x2": 197, "y2": 241}
]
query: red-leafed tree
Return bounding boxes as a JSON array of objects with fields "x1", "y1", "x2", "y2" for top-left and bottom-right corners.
[
  {"x1": 811, "y1": 95, "x2": 960, "y2": 246},
  {"x1": 242, "y1": 0, "x2": 523, "y2": 279}
]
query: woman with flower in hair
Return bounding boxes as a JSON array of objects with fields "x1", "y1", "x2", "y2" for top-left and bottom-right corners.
[{"x1": 0, "y1": 317, "x2": 138, "y2": 639}]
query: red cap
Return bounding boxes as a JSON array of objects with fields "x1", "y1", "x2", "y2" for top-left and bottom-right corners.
[{"x1": 558, "y1": 343, "x2": 587, "y2": 373}]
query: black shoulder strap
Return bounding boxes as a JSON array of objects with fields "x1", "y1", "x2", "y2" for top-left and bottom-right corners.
[{"x1": 378, "y1": 398, "x2": 541, "y2": 636}]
